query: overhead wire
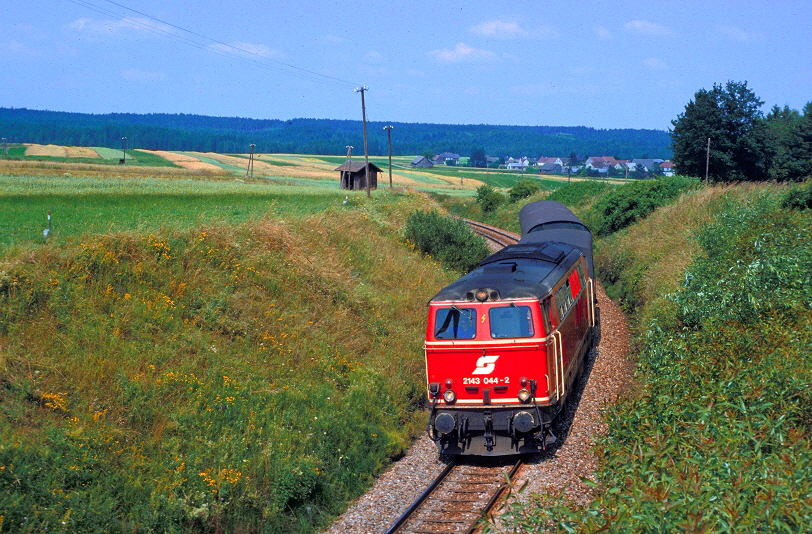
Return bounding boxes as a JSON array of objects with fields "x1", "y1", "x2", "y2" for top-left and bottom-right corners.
[{"x1": 63, "y1": 0, "x2": 363, "y2": 88}]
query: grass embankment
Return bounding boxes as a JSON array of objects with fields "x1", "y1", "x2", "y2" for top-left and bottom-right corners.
[
  {"x1": 0, "y1": 178, "x2": 457, "y2": 531},
  {"x1": 496, "y1": 180, "x2": 812, "y2": 531}
]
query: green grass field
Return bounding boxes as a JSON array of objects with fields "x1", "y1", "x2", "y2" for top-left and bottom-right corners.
[{"x1": 0, "y1": 174, "x2": 349, "y2": 254}]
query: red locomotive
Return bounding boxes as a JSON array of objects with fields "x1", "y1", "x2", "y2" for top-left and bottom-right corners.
[{"x1": 425, "y1": 201, "x2": 596, "y2": 455}]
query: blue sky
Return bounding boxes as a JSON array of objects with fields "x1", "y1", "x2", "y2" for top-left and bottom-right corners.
[{"x1": 2, "y1": 0, "x2": 810, "y2": 131}]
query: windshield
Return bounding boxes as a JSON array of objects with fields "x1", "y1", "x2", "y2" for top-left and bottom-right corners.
[
  {"x1": 434, "y1": 307, "x2": 477, "y2": 340},
  {"x1": 489, "y1": 306, "x2": 534, "y2": 339}
]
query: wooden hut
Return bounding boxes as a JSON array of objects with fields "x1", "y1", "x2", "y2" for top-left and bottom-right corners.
[{"x1": 335, "y1": 161, "x2": 382, "y2": 191}]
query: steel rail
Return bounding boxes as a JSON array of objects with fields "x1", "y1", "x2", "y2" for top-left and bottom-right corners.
[
  {"x1": 386, "y1": 458, "x2": 523, "y2": 534},
  {"x1": 384, "y1": 459, "x2": 457, "y2": 534},
  {"x1": 474, "y1": 458, "x2": 523, "y2": 533},
  {"x1": 459, "y1": 218, "x2": 520, "y2": 248}
]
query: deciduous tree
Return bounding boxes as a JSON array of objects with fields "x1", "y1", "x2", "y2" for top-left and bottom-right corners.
[{"x1": 670, "y1": 81, "x2": 773, "y2": 182}]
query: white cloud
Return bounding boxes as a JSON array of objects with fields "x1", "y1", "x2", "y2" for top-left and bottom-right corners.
[
  {"x1": 321, "y1": 34, "x2": 345, "y2": 44},
  {"x1": 595, "y1": 26, "x2": 612, "y2": 40},
  {"x1": 624, "y1": 20, "x2": 676, "y2": 37},
  {"x1": 15, "y1": 23, "x2": 48, "y2": 39},
  {"x1": 365, "y1": 50, "x2": 384, "y2": 62},
  {"x1": 1, "y1": 40, "x2": 39, "y2": 56},
  {"x1": 208, "y1": 42, "x2": 283, "y2": 59},
  {"x1": 643, "y1": 57, "x2": 667, "y2": 70},
  {"x1": 1, "y1": 39, "x2": 77, "y2": 59},
  {"x1": 68, "y1": 17, "x2": 172, "y2": 36},
  {"x1": 429, "y1": 42, "x2": 497, "y2": 62},
  {"x1": 471, "y1": 19, "x2": 528, "y2": 38},
  {"x1": 717, "y1": 25, "x2": 753, "y2": 42},
  {"x1": 471, "y1": 19, "x2": 558, "y2": 39}
]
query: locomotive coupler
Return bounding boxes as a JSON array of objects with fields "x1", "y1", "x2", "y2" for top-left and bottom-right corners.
[{"x1": 483, "y1": 411, "x2": 494, "y2": 452}]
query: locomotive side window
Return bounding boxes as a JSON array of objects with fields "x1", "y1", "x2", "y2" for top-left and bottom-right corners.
[
  {"x1": 554, "y1": 280, "x2": 575, "y2": 319},
  {"x1": 434, "y1": 307, "x2": 477, "y2": 340},
  {"x1": 489, "y1": 306, "x2": 534, "y2": 339}
]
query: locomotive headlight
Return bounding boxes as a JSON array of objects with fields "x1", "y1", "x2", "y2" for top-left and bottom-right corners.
[
  {"x1": 517, "y1": 388, "x2": 532, "y2": 403},
  {"x1": 443, "y1": 389, "x2": 457, "y2": 404}
]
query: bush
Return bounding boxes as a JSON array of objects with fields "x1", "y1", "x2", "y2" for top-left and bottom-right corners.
[
  {"x1": 508, "y1": 179, "x2": 541, "y2": 202},
  {"x1": 782, "y1": 180, "x2": 812, "y2": 210},
  {"x1": 546, "y1": 180, "x2": 609, "y2": 208},
  {"x1": 404, "y1": 211, "x2": 490, "y2": 272},
  {"x1": 475, "y1": 185, "x2": 505, "y2": 213},
  {"x1": 589, "y1": 176, "x2": 700, "y2": 236}
]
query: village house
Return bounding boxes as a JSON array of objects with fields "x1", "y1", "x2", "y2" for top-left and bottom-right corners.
[
  {"x1": 431, "y1": 152, "x2": 460, "y2": 165},
  {"x1": 410, "y1": 156, "x2": 433, "y2": 168}
]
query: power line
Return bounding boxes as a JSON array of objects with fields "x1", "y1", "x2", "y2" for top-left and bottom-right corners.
[{"x1": 64, "y1": 0, "x2": 362, "y2": 88}]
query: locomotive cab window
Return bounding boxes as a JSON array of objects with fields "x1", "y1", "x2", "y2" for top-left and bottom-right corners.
[
  {"x1": 489, "y1": 306, "x2": 534, "y2": 339},
  {"x1": 434, "y1": 307, "x2": 477, "y2": 340}
]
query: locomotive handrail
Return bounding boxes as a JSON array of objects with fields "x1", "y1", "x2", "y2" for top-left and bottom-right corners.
[
  {"x1": 554, "y1": 330, "x2": 565, "y2": 401},
  {"x1": 548, "y1": 330, "x2": 565, "y2": 402},
  {"x1": 588, "y1": 279, "x2": 596, "y2": 327}
]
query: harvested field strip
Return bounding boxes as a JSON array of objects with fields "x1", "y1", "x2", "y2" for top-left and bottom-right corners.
[
  {"x1": 24, "y1": 144, "x2": 100, "y2": 159},
  {"x1": 25, "y1": 144, "x2": 68, "y2": 158},
  {"x1": 140, "y1": 150, "x2": 225, "y2": 173},
  {"x1": 203, "y1": 153, "x2": 335, "y2": 181},
  {"x1": 186, "y1": 153, "x2": 245, "y2": 173}
]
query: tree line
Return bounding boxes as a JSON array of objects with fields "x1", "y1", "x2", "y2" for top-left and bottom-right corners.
[
  {"x1": 671, "y1": 81, "x2": 812, "y2": 182},
  {"x1": 0, "y1": 107, "x2": 672, "y2": 160}
]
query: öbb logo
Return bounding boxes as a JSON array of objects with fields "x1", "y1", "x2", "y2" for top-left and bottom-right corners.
[{"x1": 471, "y1": 355, "x2": 499, "y2": 375}]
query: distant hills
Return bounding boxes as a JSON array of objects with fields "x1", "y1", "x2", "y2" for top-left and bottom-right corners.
[{"x1": 0, "y1": 107, "x2": 672, "y2": 159}]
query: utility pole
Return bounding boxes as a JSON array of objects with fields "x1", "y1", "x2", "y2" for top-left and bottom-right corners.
[
  {"x1": 705, "y1": 137, "x2": 711, "y2": 185},
  {"x1": 355, "y1": 86, "x2": 370, "y2": 198},
  {"x1": 343, "y1": 145, "x2": 353, "y2": 189},
  {"x1": 246, "y1": 144, "x2": 255, "y2": 179},
  {"x1": 121, "y1": 136, "x2": 127, "y2": 164},
  {"x1": 383, "y1": 125, "x2": 393, "y2": 188}
]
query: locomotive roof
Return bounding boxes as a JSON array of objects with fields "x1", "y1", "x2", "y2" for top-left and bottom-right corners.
[
  {"x1": 518, "y1": 200, "x2": 594, "y2": 279},
  {"x1": 518, "y1": 201, "x2": 588, "y2": 236},
  {"x1": 429, "y1": 242, "x2": 583, "y2": 302}
]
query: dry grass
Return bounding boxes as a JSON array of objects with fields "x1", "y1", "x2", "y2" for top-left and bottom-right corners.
[
  {"x1": 0, "y1": 159, "x2": 230, "y2": 179},
  {"x1": 140, "y1": 150, "x2": 224, "y2": 172},
  {"x1": 66, "y1": 147, "x2": 99, "y2": 158},
  {"x1": 207, "y1": 153, "x2": 337, "y2": 180},
  {"x1": 25, "y1": 144, "x2": 67, "y2": 157},
  {"x1": 23, "y1": 144, "x2": 99, "y2": 158}
]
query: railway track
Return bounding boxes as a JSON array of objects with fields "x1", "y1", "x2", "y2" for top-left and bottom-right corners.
[
  {"x1": 385, "y1": 458, "x2": 522, "y2": 533},
  {"x1": 459, "y1": 218, "x2": 520, "y2": 250}
]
